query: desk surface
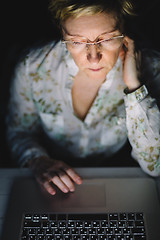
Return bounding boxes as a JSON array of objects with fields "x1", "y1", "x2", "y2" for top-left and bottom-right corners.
[{"x1": 0, "y1": 167, "x2": 160, "y2": 237}]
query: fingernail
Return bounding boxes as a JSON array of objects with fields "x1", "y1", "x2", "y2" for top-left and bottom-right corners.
[
  {"x1": 77, "y1": 177, "x2": 82, "y2": 184},
  {"x1": 63, "y1": 188, "x2": 69, "y2": 193},
  {"x1": 70, "y1": 188, "x2": 75, "y2": 192},
  {"x1": 50, "y1": 190, "x2": 56, "y2": 195}
]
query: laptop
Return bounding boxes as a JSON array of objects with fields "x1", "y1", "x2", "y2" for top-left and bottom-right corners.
[{"x1": 1, "y1": 175, "x2": 160, "y2": 240}]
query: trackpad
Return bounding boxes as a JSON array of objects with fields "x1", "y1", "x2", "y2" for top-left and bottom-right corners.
[{"x1": 45, "y1": 179, "x2": 107, "y2": 210}]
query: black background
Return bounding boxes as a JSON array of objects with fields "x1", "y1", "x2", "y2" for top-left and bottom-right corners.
[{"x1": 1, "y1": 0, "x2": 160, "y2": 167}]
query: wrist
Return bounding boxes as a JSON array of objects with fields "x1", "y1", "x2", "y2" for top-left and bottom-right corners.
[
  {"x1": 125, "y1": 80, "x2": 141, "y2": 94},
  {"x1": 27, "y1": 155, "x2": 50, "y2": 169}
]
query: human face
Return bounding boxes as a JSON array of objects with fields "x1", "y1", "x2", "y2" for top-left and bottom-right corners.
[{"x1": 62, "y1": 13, "x2": 124, "y2": 81}]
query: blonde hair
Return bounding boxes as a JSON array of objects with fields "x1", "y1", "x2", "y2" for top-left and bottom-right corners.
[{"x1": 49, "y1": 0, "x2": 136, "y2": 31}]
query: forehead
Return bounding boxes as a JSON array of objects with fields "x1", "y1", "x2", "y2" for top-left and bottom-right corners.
[{"x1": 62, "y1": 12, "x2": 118, "y2": 39}]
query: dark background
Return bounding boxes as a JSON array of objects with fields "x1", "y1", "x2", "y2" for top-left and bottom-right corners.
[{"x1": 1, "y1": 0, "x2": 160, "y2": 167}]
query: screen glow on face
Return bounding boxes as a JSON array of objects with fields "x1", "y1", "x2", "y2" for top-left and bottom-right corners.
[{"x1": 62, "y1": 30, "x2": 124, "y2": 51}]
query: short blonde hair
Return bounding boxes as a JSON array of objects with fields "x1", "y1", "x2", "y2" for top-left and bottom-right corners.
[{"x1": 49, "y1": 0, "x2": 136, "y2": 32}]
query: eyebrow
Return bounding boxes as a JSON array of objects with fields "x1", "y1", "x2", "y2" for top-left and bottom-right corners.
[{"x1": 62, "y1": 26, "x2": 118, "y2": 38}]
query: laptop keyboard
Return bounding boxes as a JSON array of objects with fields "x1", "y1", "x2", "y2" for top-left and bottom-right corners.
[{"x1": 21, "y1": 213, "x2": 146, "y2": 240}]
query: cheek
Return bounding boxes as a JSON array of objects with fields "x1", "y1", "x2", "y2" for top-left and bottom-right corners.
[
  {"x1": 103, "y1": 48, "x2": 122, "y2": 66},
  {"x1": 68, "y1": 51, "x2": 85, "y2": 68}
]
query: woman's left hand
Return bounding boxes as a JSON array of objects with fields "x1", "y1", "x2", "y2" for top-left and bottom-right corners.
[{"x1": 119, "y1": 36, "x2": 141, "y2": 92}]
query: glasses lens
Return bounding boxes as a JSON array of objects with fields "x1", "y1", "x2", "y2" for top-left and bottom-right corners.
[
  {"x1": 101, "y1": 36, "x2": 123, "y2": 50},
  {"x1": 66, "y1": 41, "x2": 86, "y2": 51}
]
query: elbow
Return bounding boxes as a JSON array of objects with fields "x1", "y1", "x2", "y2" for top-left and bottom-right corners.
[{"x1": 139, "y1": 161, "x2": 160, "y2": 177}]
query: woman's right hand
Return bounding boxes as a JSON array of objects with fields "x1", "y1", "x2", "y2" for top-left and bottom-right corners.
[{"x1": 28, "y1": 156, "x2": 83, "y2": 195}]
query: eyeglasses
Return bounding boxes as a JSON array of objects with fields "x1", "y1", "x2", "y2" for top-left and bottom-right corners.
[{"x1": 62, "y1": 34, "x2": 124, "y2": 51}]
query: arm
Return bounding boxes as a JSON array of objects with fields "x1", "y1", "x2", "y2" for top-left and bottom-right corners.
[
  {"x1": 124, "y1": 86, "x2": 160, "y2": 176},
  {"x1": 6, "y1": 56, "x2": 48, "y2": 166},
  {"x1": 121, "y1": 37, "x2": 160, "y2": 176},
  {"x1": 7, "y1": 53, "x2": 82, "y2": 195}
]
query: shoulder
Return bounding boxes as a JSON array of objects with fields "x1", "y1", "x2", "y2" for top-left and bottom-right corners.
[{"x1": 15, "y1": 40, "x2": 65, "y2": 74}]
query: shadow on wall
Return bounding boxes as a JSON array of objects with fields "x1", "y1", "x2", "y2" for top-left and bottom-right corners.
[{"x1": 1, "y1": 0, "x2": 160, "y2": 167}]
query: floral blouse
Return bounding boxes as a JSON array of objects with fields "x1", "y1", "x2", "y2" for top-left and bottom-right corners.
[{"x1": 7, "y1": 41, "x2": 160, "y2": 176}]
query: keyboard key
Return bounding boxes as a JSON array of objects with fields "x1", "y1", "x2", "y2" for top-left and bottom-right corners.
[
  {"x1": 132, "y1": 228, "x2": 145, "y2": 235},
  {"x1": 117, "y1": 221, "x2": 126, "y2": 228},
  {"x1": 123, "y1": 228, "x2": 131, "y2": 235},
  {"x1": 68, "y1": 214, "x2": 108, "y2": 221},
  {"x1": 88, "y1": 228, "x2": 97, "y2": 234},
  {"x1": 125, "y1": 236, "x2": 134, "y2": 240},
  {"x1": 90, "y1": 235, "x2": 98, "y2": 240},
  {"x1": 101, "y1": 221, "x2": 109, "y2": 228},
  {"x1": 119, "y1": 214, "x2": 127, "y2": 221},
  {"x1": 136, "y1": 214, "x2": 144, "y2": 221},
  {"x1": 64, "y1": 235, "x2": 72, "y2": 240},
  {"x1": 126, "y1": 221, "x2": 134, "y2": 228},
  {"x1": 84, "y1": 221, "x2": 92, "y2": 228},
  {"x1": 116, "y1": 236, "x2": 125, "y2": 240},
  {"x1": 38, "y1": 236, "x2": 46, "y2": 240},
  {"x1": 109, "y1": 214, "x2": 118, "y2": 221},
  {"x1": 98, "y1": 235, "x2": 108, "y2": 240},
  {"x1": 80, "y1": 228, "x2": 88, "y2": 234},
  {"x1": 97, "y1": 228, "x2": 105, "y2": 234},
  {"x1": 108, "y1": 236, "x2": 116, "y2": 240},
  {"x1": 41, "y1": 214, "x2": 49, "y2": 220},
  {"x1": 75, "y1": 221, "x2": 83, "y2": 228},
  {"x1": 93, "y1": 221, "x2": 101, "y2": 228},
  {"x1": 24, "y1": 214, "x2": 32, "y2": 220},
  {"x1": 82, "y1": 235, "x2": 90, "y2": 240},
  {"x1": 63, "y1": 228, "x2": 71, "y2": 234},
  {"x1": 135, "y1": 221, "x2": 144, "y2": 227},
  {"x1": 42, "y1": 221, "x2": 50, "y2": 228},
  {"x1": 24, "y1": 220, "x2": 41, "y2": 228},
  {"x1": 68, "y1": 221, "x2": 75, "y2": 228},
  {"x1": 46, "y1": 228, "x2": 53, "y2": 235},
  {"x1": 109, "y1": 221, "x2": 117, "y2": 228},
  {"x1": 114, "y1": 228, "x2": 123, "y2": 235},
  {"x1": 73, "y1": 235, "x2": 81, "y2": 240},
  {"x1": 134, "y1": 236, "x2": 146, "y2": 240},
  {"x1": 128, "y1": 213, "x2": 135, "y2": 220},
  {"x1": 50, "y1": 221, "x2": 58, "y2": 228},
  {"x1": 33, "y1": 214, "x2": 40, "y2": 220},
  {"x1": 106, "y1": 228, "x2": 114, "y2": 235}
]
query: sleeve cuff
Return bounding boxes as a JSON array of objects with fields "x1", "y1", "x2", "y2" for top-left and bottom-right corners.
[{"x1": 124, "y1": 85, "x2": 148, "y2": 105}]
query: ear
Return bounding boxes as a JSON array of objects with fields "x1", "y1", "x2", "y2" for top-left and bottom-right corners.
[
  {"x1": 119, "y1": 45, "x2": 125, "y2": 64},
  {"x1": 122, "y1": 36, "x2": 129, "y2": 50}
]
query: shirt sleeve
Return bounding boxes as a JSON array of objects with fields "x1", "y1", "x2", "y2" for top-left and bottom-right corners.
[
  {"x1": 6, "y1": 55, "x2": 48, "y2": 167},
  {"x1": 124, "y1": 85, "x2": 160, "y2": 176}
]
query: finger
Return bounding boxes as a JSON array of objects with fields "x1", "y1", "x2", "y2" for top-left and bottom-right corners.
[
  {"x1": 48, "y1": 161, "x2": 83, "y2": 185},
  {"x1": 43, "y1": 181, "x2": 56, "y2": 196},
  {"x1": 51, "y1": 175, "x2": 70, "y2": 193},
  {"x1": 58, "y1": 171, "x2": 76, "y2": 192},
  {"x1": 65, "y1": 168, "x2": 83, "y2": 185}
]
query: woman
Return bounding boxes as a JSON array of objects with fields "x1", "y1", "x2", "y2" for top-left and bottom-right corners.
[{"x1": 7, "y1": 0, "x2": 160, "y2": 195}]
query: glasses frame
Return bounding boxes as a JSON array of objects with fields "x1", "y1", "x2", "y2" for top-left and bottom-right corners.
[{"x1": 62, "y1": 34, "x2": 124, "y2": 49}]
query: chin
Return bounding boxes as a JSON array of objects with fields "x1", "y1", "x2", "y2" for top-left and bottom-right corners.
[{"x1": 86, "y1": 70, "x2": 108, "y2": 81}]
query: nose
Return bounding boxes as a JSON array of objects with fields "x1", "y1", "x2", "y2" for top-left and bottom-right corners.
[{"x1": 87, "y1": 44, "x2": 102, "y2": 63}]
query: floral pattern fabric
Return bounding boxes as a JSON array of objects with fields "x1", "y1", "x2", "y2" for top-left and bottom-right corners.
[{"x1": 7, "y1": 41, "x2": 160, "y2": 176}]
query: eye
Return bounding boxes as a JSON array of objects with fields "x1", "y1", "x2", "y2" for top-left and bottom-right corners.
[
  {"x1": 104, "y1": 38, "x2": 113, "y2": 43},
  {"x1": 72, "y1": 41, "x2": 84, "y2": 45}
]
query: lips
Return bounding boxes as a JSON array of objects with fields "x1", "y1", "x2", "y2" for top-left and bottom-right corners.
[{"x1": 89, "y1": 67, "x2": 103, "y2": 72}]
